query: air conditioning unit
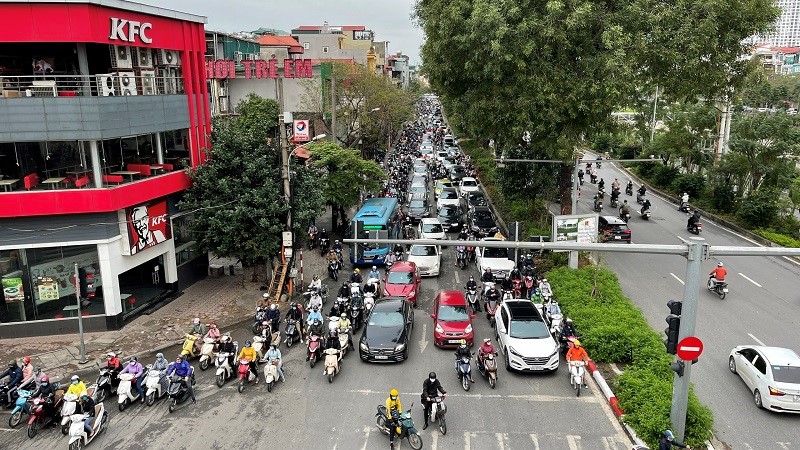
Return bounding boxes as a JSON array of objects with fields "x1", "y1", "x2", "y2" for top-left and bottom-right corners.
[
  {"x1": 110, "y1": 45, "x2": 133, "y2": 69},
  {"x1": 219, "y1": 96, "x2": 229, "y2": 113},
  {"x1": 96, "y1": 74, "x2": 117, "y2": 96},
  {"x1": 118, "y1": 72, "x2": 138, "y2": 95},
  {"x1": 134, "y1": 48, "x2": 153, "y2": 68},
  {"x1": 139, "y1": 70, "x2": 156, "y2": 95},
  {"x1": 158, "y1": 49, "x2": 181, "y2": 67},
  {"x1": 234, "y1": 51, "x2": 243, "y2": 62},
  {"x1": 158, "y1": 67, "x2": 178, "y2": 94}
]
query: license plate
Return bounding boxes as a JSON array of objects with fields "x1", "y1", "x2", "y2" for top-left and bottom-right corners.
[
  {"x1": 364, "y1": 256, "x2": 374, "y2": 261},
  {"x1": 614, "y1": 235, "x2": 621, "y2": 240},
  {"x1": 723, "y1": 288, "x2": 729, "y2": 293},
  {"x1": 375, "y1": 355, "x2": 389, "y2": 360},
  {"x1": 448, "y1": 339, "x2": 462, "y2": 344}
]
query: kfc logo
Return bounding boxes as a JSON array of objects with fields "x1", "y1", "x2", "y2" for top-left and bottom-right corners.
[
  {"x1": 109, "y1": 18, "x2": 153, "y2": 44},
  {"x1": 126, "y1": 201, "x2": 171, "y2": 254}
]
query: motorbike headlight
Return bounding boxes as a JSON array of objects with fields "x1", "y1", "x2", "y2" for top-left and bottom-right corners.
[
  {"x1": 360, "y1": 341, "x2": 369, "y2": 351},
  {"x1": 435, "y1": 323, "x2": 444, "y2": 334},
  {"x1": 465, "y1": 324, "x2": 473, "y2": 334},
  {"x1": 395, "y1": 344, "x2": 406, "y2": 352}
]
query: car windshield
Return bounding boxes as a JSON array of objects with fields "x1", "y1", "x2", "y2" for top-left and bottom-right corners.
[
  {"x1": 483, "y1": 247, "x2": 508, "y2": 259},
  {"x1": 474, "y1": 210, "x2": 493, "y2": 221},
  {"x1": 439, "y1": 207, "x2": 459, "y2": 218},
  {"x1": 437, "y1": 181, "x2": 453, "y2": 189},
  {"x1": 410, "y1": 200, "x2": 426, "y2": 209},
  {"x1": 414, "y1": 166, "x2": 426, "y2": 173},
  {"x1": 410, "y1": 187, "x2": 426, "y2": 195},
  {"x1": 469, "y1": 194, "x2": 486, "y2": 205},
  {"x1": 441, "y1": 190, "x2": 458, "y2": 199},
  {"x1": 423, "y1": 223, "x2": 444, "y2": 233},
  {"x1": 437, "y1": 305, "x2": 468, "y2": 322},
  {"x1": 462, "y1": 180, "x2": 477, "y2": 187},
  {"x1": 420, "y1": 149, "x2": 433, "y2": 155},
  {"x1": 369, "y1": 311, "x2": 404, "y2": 327},
  {"x1": 772, "y1": 365, "x2": 800, "y2": 383},
  {"x1": 410, "y1": 245, "x2": 437, "y2": 256},
  {"x1": 387, "y1": 271, "x2": 414, "y2": 285},
  {"x1": 509, "y1": 320, "x2": 550, "y2": 339}
]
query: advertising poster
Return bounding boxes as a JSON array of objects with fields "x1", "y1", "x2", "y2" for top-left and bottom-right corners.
[
  {"x1": 2, "y1": 277, "x2": 24, "y2": 303},
  {"x1": 552, "y1": 214, "x2": 599, "y2": 250},
  {"x1": 126, "y1": 200, "x2": 172, "y2": 255},
  {"x1": 36, "y1": 276, "x2": 60, "y2": 301},
  {"x1": 29, "y1": 252, "x2": 102, "y2": 303},
  {"x1": 293, "y1": 119, "x2": 310, "y2": 142}
]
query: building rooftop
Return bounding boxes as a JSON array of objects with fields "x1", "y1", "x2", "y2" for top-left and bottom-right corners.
[
  {"x1": 22, "y1": 0, "x2": 207, "y2": 23},
  {"x1": 294, "y1": 25, "x2": 366, "y2": 31},
  {"x1": 256, "y1": 35, "x2": 304, "y2": 53}
]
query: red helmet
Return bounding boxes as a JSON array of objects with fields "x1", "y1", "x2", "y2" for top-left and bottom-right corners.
[
  {"x1": 40, "y1": 375, "x2": 49, "y2": 383},
  {"x1": 22, "y1": 356, "x2": 31, "y2": 365}
]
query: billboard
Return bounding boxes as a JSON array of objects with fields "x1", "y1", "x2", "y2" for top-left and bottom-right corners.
[
  {"x1": 293, "y1": 120, "x2": 310, "y2": 142},
  {"x1": 126, "y1": 200, "x2": 171, "y2": 254},
  {"x1": 552, "y1": 214, "x2": 599, "y2": 250}
]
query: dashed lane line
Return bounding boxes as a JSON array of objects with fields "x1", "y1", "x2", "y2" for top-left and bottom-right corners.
[
  {"x1": 670, "y1": 273, "x2": 685, "y2": 285},
  {"x1": 738, "y1": 272, "x2": 762, "y2": 288}
]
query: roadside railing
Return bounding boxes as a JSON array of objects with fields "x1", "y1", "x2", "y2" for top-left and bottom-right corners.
[{"x1": 0, "y1": 73, "x2": 185, "y2": 98}]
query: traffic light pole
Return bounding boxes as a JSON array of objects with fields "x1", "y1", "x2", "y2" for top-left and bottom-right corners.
[
  {"x1": 73, "y1": 263, "x2": 88, "y2": 364},
  {"x1": 670, "y1": 237, "x2": 705, "y2": 441}
]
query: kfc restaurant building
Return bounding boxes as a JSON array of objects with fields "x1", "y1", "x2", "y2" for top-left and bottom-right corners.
[{"x1": 0, "y1": 1, "x2": 211, "y2": 337}]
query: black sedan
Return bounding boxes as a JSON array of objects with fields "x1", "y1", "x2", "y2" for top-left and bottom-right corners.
[
  {"x1": 407, "y1": 199, "x2": 431, "y2": 222},
  {"x1": 449, "y1": 165, "x2": 467, "y2": 182},
  {"x1": 437, "y1": 204, "x2": 462, "y2": 231},
  {"x1": 359, "y1": 296, "x2": 414, "y2": 362},
  {"x1": 466, "y1": 191, "x2": 488, "y2": 210},
  {"x1": 468, "y1": 206, "x2": 498, "y2": 236}
]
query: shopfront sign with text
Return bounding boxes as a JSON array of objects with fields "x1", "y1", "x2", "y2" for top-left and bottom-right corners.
[
  {"x1": 206, "y1": 59, "x2": 314, "y2": 80},
  {"x1": 109, "y1": 18, "x2": 153, "y2": 44},
  {"x1": 126, "y1": 200, "x2": 171, "y2": 255}
]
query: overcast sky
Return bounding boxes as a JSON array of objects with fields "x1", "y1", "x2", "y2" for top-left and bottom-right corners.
[{"x1": 158, "y1": 0, "x2": 425, "y2": 64}]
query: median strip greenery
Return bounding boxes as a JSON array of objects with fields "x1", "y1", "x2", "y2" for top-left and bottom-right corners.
[{"x1": 546, "y1": 266, "x2": 713, "y2": 449}]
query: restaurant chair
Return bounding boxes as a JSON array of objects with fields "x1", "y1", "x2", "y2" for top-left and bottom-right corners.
[
  {"x1": 23, "y1": 173, "x2": 39, "y2": 190},
  {"x1": 151, "y1": 163, "x2": 174, "y2": 171},
  {"x1": 126, "y1": 163, "x2": 151, "y2": 176},
  {"x1": 102, "y1": 174, "x2": 123, "y2": 185},
  {"x1": 74, "y1": 176, "x2": 91, "y2": 188}
]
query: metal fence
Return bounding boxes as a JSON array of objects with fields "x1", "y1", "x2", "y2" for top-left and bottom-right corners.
[{"x1": 0, "y1": 73, "x2": 185, "y2": 98}]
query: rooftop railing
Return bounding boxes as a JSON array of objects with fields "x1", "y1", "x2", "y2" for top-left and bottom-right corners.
[{"x1": 0, "y1": 73, "x2": 185, "y2": 98}]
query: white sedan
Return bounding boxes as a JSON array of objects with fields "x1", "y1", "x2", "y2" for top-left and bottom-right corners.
[
  {"x1": 459, "y1": 177, "x2": 480, "y2": 197},
  {"x1": 418, "y1": 218, "x2": 446, "y2": 240},
  {"x1": 729, "y1": 345, "x2": 800, "y2": 413},
  {"x1": 407, "y1": 244, "x2": 441, "y2": 277}
]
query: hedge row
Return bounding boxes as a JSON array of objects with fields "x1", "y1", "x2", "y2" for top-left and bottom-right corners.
[{"x1": 546, "y1": 266, "x2": 713, "y2": 449}]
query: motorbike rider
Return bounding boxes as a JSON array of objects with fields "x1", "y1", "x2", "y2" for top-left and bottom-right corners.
[
  {"x1": 190, "y1": 317, "x2": 207, "y2": 337},
  {"x1": 637, "y1": 185, "x2": 647, "y2": 198},
  {"x1": 538, "y1": 278, "x2": 553, "y2": 298},
  {"x1": 308, "y1": 318, "x2": 325, "y2": 338},
  {"x1": 265, "y1": 303, "x2": 281, "y2": 332},
  {"x1": 337, "y1": 315, "x2": 354, "y2": 350},
  {"x1": 363, "y1": 278, "x2": 378, "y2": 297},
  {"x1": 166, "y1": 355, "x2": 196, "y2": 404},
  {"x1": 577, "y1": 169, "x2": 584, "y2": 183},
  {"x1": 481, "y1": 267, "x2": 494, "y2": 284},
  {"x1": 687, "y1": 210, "x2": 701, "y2": 230},
  {"x1": 385, "y1": 250, "x2": 398, "y2": 266},
  {"x1": 598, "y1": 178, "x2": 605, "y2": 190},
  {"x1": 566, "y1": 339, "x2": 590, "y2": 388},
  {"x1": 18, "y1": 356, "x2": 34, "y2": 389},
  {"x1": 119, "y1": 356, "x2": 145, "y2": 403},
  {"x1": 593, "y1": 194, "x2": 602, "y2": 210},
  {"x1": 709, "y1": 262, "x2": 727, "y2": 285},
  {"x1": 458, "y1": 225, "x2": 470, "y2": 240},
  {"x1": 454, "y1": 339, "x2": 474, "y2": 383},
  {"x1": 509, "y1": 267, "x2": 522, "y2": 283},
  {"x1": 421, "y1": 372, "x2": 447, "y2": 430},
  {"x1": 680, "y1": 192, "x2": 689, "y2": 210},
  {"x1": 216, "y1": 336, "x2": 236, "y2": 369},
  {"x1": 641, "y1": 197, "x2": 652, "y2": 215},
  {"x1": 257, "y1": 292, "x2": 271, "y2": 309},
  {"x1": 152, "y1": 352, "x2": 169, "y2": 372},
  {"x1": 368, "y1": 266, "x2": 381, "y2": 281},
  {"x1": 478, "y1": 338, "x2": 497, "y2": 372},
  {"x1": 561, "y1": 318, "x2": 577, "y2": 338},
  {"x1": 610, "y1": 187, "x2": 620, "y2": 205},
  {"x1": 332, "y1": 239, "x2": 343, "y2": 254},
  {"x1": 619, "y1": 200, "x2": 631, "y2": 216},
  {"x1": 265, "y1": 343, "x2": 285, "y2": 382},
  {"x1": 326, "y1": 249, "x2": 339, "y2": 264},
  {"x1": 237, "y1": 341, "x2": 259, "y2": 384},
  {"x1": 309, "y1": 274, "x2": 323, "y2": 292},
  {"x1": 465, "y1": 275, "x2": 478, "y2": 292},
  {"x1": 349, "y1": 268, "x2": 363, "y2": 284},
  {"x1": 67, "y1": 375, "x2": 87, "y2": 397},
  {"x1": 31, "y1": 375, "x2": 57, "y2": 418},
  {"x1": 285, "y1": 302, "x2": 305, "y2": 342},
  {"x1": 79, "y1": 392, "x2": 97, "y2": 437},
  {"x1": 105, "y1": 352, "x2": 121, "y2": 372},
  {"x1": 307, "y1": 306, "x2": 324, "y2": 329},
  {"x1": 454, "y1": 240, "x2": 467, "y2": 266},
  {"x1": 204, "y1": 322, "x2": 221, "y2": 343},
  {"x1": 337, "y1": 282, "x2": 351, "y2": 300},
  {"x1": 611, "y1": 178, "x2": 620, "y2": 191},
  {"x1": 660, "y1": 430, "x2": 691, "y2": 449},
  {"x1": 386, "y1": 389, "x2": 403, "y2": 447},
  {"x1": 325, "y1": 329, "x2": 342, "y2": 351},
  {"x1": 307, "y1": 223, "x2": 318, "y2": 243},
  {"x1": 626, "y1": 179, "x2": 633, "y2": 193}
]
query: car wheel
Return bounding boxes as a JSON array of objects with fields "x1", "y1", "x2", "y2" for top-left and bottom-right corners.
[
  {"x1": 754, "y1": 389, "x2": 763, "y2": 409},
  {"x1": 728, "y1": 356, "x2": 737, "y2": 374},
  {"x1": 504, "y1": 349, "x2": 512, "y2": 372}
]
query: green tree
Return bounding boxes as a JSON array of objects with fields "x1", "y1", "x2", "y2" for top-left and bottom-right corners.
[
  {"x1": 180, "y1": 96, "x2": 324, "y2": 273},
  {"x1": 308, "y1": 142, "x2": 385, "y2": 230}
]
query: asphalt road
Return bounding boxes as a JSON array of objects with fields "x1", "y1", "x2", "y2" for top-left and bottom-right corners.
[
  {"x1": 578, "y1": 160, "x2": 800, "y2": 449},
  {"x1": 0, "y1": 184, "x2": 631, "y2": 450}
]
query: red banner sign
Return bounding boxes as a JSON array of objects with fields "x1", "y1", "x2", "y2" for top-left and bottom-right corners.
[
  {"x1": 205, "y1": 59, "x2": 314, "y2": 80},
  {"x1": 126, "y1": 200, "x2": 172, "y2": 254}
]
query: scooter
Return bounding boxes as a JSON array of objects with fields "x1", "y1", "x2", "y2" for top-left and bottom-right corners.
[
  {"x1": 307, "y1": 333, "x2": 323, "y2": 368},
  {"x1": 350, "y1": 297, "x2": 364, "y2": 331},
  {"x1": 214, "y1": 348, "x2": 238, "y2": 388},
  {"x1": 0, "y1": 382, "x2": 19, "y2": 409},
  {"x1": 376, "y1": 403, "x2": 423, "y2": 450},
  {"x1": 8, "y1": 388, "x2": 32, "y2": 428},
  {"x1": 117, "y1": 372, "x2": 145, "y2": 412},
  {"x1": 590, "y1": 173, "x2": 598, "y2": 184},
  {"x1": 456, "y1": 248, "x2": 467, "y2": 269},
  {"x1": 478, "y1": 352, "x2": 498, "y2": 389},
  {"x1": 324, "y1": 348, "x2": 342, "y2": 383},
  {"x1": 466, "y1": 287, "x2": 480, "y2": 314},
  {"x1": 428, "y1": 395, "x2": 448, "y2": 435},
  {"x1": 636, "y1": 192, "x2": 645, "y2": 204},
  {"x1": 68, "y1": 400, "x2": 107, "y2": 448},
  {"x1": 641, "y1": 208, "x2": 651, "y2": 220},
  {"x1": 625, "y1": 183, "x2": 633, "y2": 196},
  {"x1": 180, "y1": 333, "x2": 201, "y2": 359},
  {"x1": 251, "y1": 307, "x2": 267, "y2": 334},
  {"x1": 610, "y1": 197, "x2": 619, "y2": 208},
  {"x1": 619, "y1": 211, "x2": 631, "y2": 223},
  {"x1": 708, "y1": 277, "x2": 729, "y2": 299},
  {"x1": 328, "y1": 259, "x2": 340, "y2": 281},
  {"x1": 338, "y1": 327, "x2": 351, "y2": 357},
  {"x1": 485, "y1": 297, "x2": 498, "y2": 328},
  {"x1": 364, "y1": 291, "x2": 376, "y2": 314},
  {"x1": 284, "y1": 319, "x2": 302, "y2": 348},
  {"x1": 688, "y1": 222, "x2": 702, "y2": 235},
  {"x1": 167, "y1": 370, "x2": 195, "y2": 413},
  {"x1": 307, "y1": 231, "x2": 317, "y2": 250},
  {"x1": 455, "y1": 354, "x2": 473, "y2": 391},
  {"x1": 93, "y1": 364, "x2": 120, "y2": 404},
  {"x1": 319, "y1": 237, "x2": 330, "y2": 256},
  {"x1": 569, "y1": 361, "x2": 587, "y2": 397},
  {"x1": 593, "y1": 199, "x2": 603, "y2": 212},
  {"x1": 144, "y1": 366, "x2": 169, "y2": 406},
  {"x1": 679, "y1": 202, "x2": 691, "y2": 213},
  {"x1": 27, "y1": 389, "x2": 63, "y2": 439},
  {"x1": 264, "y1": 359, "x2": 280, "y2": 393},
  {"x1": 198, "y1": 337, "x2": 217, "y2": 371},
  {"x1": 236, "y1": 360, "x2": 258, "y2": 394}
]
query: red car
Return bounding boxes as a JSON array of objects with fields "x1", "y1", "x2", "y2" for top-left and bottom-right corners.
[
  {"x1": 383, "y1": 261, "x2": 422, "y2": 305},
  {"x1": 431, "y1": 290, "x2": 476, "y2": 348}
]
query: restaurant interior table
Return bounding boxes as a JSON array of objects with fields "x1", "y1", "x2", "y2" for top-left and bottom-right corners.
[
  {"x1": 0, "y1": 179, "x2": 19, "y2": 192},
  {"x1": 41, "y1": 177, "x2": 66, "y2": 189},
  {"x1": 111, "y1": 170, "x2": 141, "y2": 181},
  {"x1": 62, "y1": 305, "x2": 79, "y2": 317}
]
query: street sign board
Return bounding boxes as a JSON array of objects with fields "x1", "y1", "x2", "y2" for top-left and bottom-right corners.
[
  {"x1": 552, "y1": 214, "x2": 598, "y2": 251},
  {"x1": 293, "y1": 119, "x2": 309, "y2": 141},
  {"x1": 676, "y1": 336, "x2": 704, "y2": 361}
]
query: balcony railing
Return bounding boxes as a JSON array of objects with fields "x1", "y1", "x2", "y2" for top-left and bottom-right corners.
[{"x1": 0, "y1": 74, "x2": 185, "y2": 98}]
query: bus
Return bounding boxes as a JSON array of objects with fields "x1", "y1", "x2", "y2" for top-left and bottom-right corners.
[{"x1": 348, "y1": 197, "x2": 401, "y2": 265}]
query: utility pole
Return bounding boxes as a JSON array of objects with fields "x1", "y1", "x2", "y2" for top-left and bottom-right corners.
[
  {"x1": 73, "y1": 263, "x2": 88, "y2": 364},
  {"x1": 650, "y1": 85, "x2": 659, "y2": 144},
  {"x1": 278, "y1": 77, "x2": 292, "y2": 231},
  {"x1": 330, "y1": 73, "x2": 337, "y2": 145},
  {"x1": 570, "y1": 157, "x2": 581, "y2": 268}
]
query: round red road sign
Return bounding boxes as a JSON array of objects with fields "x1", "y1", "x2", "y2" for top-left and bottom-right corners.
[{"x1": 676, "y1": 336, "x2": 704, "y2": 360}]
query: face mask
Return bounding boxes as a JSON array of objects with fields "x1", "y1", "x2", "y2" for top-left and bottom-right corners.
[
  {"x1": 41, "y1": 383, "x2": 48, "y2": 387},
  {"x1": 429, "y1": 378, "x2": 435, "y2": 383},
  {"x1": 72, "y1": 380, "x2": 78, "y2": 385},
  {"x1": 390, "y1": 396, "x2": 397, "y2": 401}
]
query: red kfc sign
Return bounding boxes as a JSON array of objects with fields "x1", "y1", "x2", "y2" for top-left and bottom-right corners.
[{"x1": 126, "y1": 200, "x2": 171, "y2": 254}]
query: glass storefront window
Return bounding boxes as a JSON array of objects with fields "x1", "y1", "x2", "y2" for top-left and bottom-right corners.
[{"x1": 0, "y1": 245, "x2": 105, "y2": 323}]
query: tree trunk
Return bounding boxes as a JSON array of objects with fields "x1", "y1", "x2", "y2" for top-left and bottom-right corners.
[
  {"x1": 331, "y1": 205, "x2": 339, "y2": 232},
  {"x1": 559, "y1": 163, "x2": 573, "y2": 215}
]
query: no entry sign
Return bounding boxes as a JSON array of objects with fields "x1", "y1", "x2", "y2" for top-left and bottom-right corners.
[{"x1": 676, "y1": 336, "x2": 704, "y2": 361}]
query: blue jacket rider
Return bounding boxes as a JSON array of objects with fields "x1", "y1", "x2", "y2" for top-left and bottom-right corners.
[{"x1": 166, "y1": 355, "x2": 195, "y2": 404}]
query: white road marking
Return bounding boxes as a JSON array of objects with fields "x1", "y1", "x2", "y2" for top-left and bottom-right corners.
[
  {"x1": 567, "y1": 435, "x2": 582, "y2": 450},
  {"x1": 777, "y1": 442, "x2": 791, "y2": 450},
  {"x1": 464, "y1": 431, "x2": 471, "y2": 450},
  {"x1": 529, "y1": 433, "x2": 540, "y2": 450},
  {"x1": 430, "y1": 431, "x2": 438, "y2": 450},
  {"x1": 359, "y1": 426, "x2": 371, "y2": 450},
  {"x1": 601, "y1": 436, "x2": 614, "y2": 450},
  {"x1": 454, "y1": 270, "x2": 460, "y2": 284},
  {"x1": 670, "y1": 273, "x2": 685, "y2": 285},
  {"x1": 0, "y1": 428, "x2": 16, "y2": 432},
  {"x1": 748, "y1": 333, "x2": 766, "y2": 346},
  {"x1": 738, "y1": 272, "x2": 762, "y2": 288},
  {"x1": 343, "y1": 389, "x2": 601, "y2": 402},
  {"x1": 420, "y1": 323, "x2": 429, "y2": 353},
  {"x1": 496, "y1": 432, "x2": 506, "y2": 450}
]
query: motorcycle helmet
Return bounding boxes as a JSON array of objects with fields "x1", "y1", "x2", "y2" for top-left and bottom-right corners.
[
  {"x1": 22, "y1": 356, "x2": 31, "y2": 365},
  {"x1": 565, "y1": 318, "x2": 573, "y2": 324},
  {"x1": 209, "y1": 322, "x2": 217, "y2": 328},
  {"x1": 372, "y1": 266, "x2": 377, "y2": 271},
  {"x1": 130, "y1": 356, "x2": 137, "y2": 363},
  {"x1": 245, "y1": 340, "x2": 252, "y2": 347},
  {"x1": 270, "y1": 343, "x2": 277, "y2": 350},
  {"x1": 484, "y1": 338, "x2": 491, "y2": 344},
  {"x1": 717, "y1": 262, "x2": 723, "y2": 267},
  {"x1": 469, "y1": 276, "x2": 474, "y2": 280},
  {"x1": 390, "y1": 388, "x2": 399, "y2": 400},
  {"x1": 106, "y1": 352, "x2": 116, "y2": 359},
  {"x1": 193, "y1": 317, "x2": 201, "y2": 325},
  {"x1": 573, "y1": 340, "x2": 582, "y2": 348},
  {"x1": 664, "y1": 430, "x2": 675, "y2": 441},
  {"x1": 429, "y1": 372, "x2": 437, "y2": 380},
  {"x1": 270, "y1": 303, "x2": 277, "y2": 310},
  {"x1": 40, "y1": 375, "x2": 49, "y2": 386},
  {"x1": 221, "y1": 335, "x2": 230, "y2": 343},
  {"x1": 313, "y1": 319, "x2": 321, "y2": 326},
  {"x1": 335, "y1": 240, "x2": 340, "y2": 244},
  {"x1": 290, "y1": 303, "x2": 297, "y2": 309},
  {"x1": 81, "y1": 394, "x2": 90, "y2": 402},
  {"x1": 313, "y1": 275, "x2": 319, "y2": 281},
  {"x1": 262, "y1": 293, "x2": 269, "y2": 299},
  {"x1": 330, "y1": 329, "x2": 338, "y2": 337},
  {"x1": 459, "y1": 339, "x2": 467, "y2": 346},
  {"x1": 312, "y1": 306, "x2": 319, "y2": 312},
  {"x1": 71, "y1": 375, "x2": 80, "y2": 384},
  {"x1": 355, "y1": 268, "x2": 361, "y2": 274}
]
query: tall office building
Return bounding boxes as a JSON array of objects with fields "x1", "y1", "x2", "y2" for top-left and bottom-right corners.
[{"x1": 748, "y1": 0, "x2": 800, "y2": 47}]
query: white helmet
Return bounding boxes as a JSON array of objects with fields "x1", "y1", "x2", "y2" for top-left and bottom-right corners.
[
  {"x1": 270, "y1": 303, "x2": 277, "y2": 310},
  {"x1": 262, "y1": 293, "x2": 269, "y2": 299},
  {"x1": 717, "y1": 262, "x2": 723, "y2": 267}
]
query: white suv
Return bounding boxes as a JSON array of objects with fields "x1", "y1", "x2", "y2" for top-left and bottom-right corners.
[{"x1": 495, "y1": 299, "x2": 559, "y2": 372}]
